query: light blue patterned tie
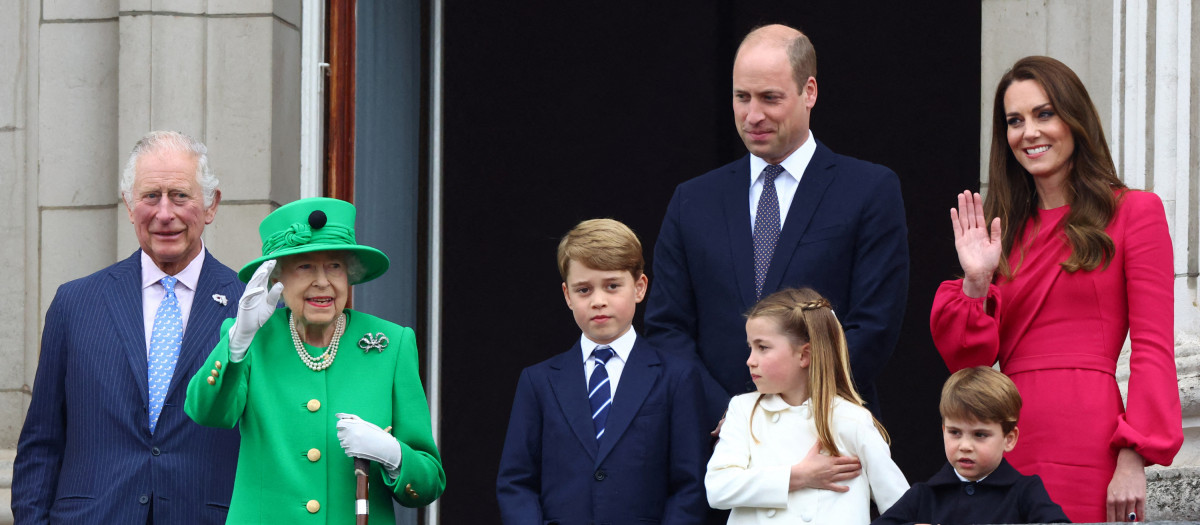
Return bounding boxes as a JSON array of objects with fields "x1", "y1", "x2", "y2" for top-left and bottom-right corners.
[
  {"x1": 754, "y1": 165, "x2": 784, "y2": 298},
  {"x1": 588, "y1": 346, "x2": 615, "y2": 441},
  {"x1": 148, "y1": 276, "x2": 183, "y2": 433}
]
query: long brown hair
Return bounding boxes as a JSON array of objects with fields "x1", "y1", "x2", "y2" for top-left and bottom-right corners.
[
  {"x1": 985, "y1": 56, "x2": 1125, "y2": 277},
  {"x1": 745, "y1": 288, "x2": 889, "y2": 455}
]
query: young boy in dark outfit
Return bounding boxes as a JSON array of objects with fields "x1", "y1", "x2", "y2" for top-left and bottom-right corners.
[
  {"x1": 874, "y1": 366, "x2": 1070, "y2": 525},
  {"x1": 496, "y1": 219, "x2": 709, "y2": 524}
]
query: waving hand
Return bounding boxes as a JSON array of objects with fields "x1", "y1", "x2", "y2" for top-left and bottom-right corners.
[{"x1": 950, "y1": 190, "x2": 1002, "y2": 298}]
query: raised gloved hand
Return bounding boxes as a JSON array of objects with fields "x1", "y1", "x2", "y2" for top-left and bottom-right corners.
[
  {"x1": 228, "y1": 260, "x2": 284, "y2": 362},
  {"x1": 336, "y1": 413, "x2": 402, "y2": 475}
]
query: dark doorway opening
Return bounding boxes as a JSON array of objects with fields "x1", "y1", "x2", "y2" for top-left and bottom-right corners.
[{"x1": 439, "y1": 3, "x2": 982, "y2": 522}]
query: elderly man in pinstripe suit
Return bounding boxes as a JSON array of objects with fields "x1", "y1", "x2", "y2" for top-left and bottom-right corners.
[{"x1": 13, "y1": 131, "x2": 244, "y2": 524}]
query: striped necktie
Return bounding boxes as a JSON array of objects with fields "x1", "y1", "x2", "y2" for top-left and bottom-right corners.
[
  {"x1": 588, "y1": 346, "x2": 615, "y2": 441},
  {"x1": 754, "y1": 164, "x2": 784, "y2": 298},
  {"x1": 148, "y1": 276, "x2": 184, "y2": 433}
]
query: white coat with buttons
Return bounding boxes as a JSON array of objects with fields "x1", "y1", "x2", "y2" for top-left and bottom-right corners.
[{"x1": 706, "y1": 394, "x2": 909, "y2": 524}]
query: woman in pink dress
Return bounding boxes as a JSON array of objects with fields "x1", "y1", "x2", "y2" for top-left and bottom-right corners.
[{"x1": 930, "y1": 55, "x2": 1182, "y2": 523}]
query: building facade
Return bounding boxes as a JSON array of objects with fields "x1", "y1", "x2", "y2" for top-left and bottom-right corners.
[{"x1": 0, "y1": 0, "x2": 1196, "y2": 523}]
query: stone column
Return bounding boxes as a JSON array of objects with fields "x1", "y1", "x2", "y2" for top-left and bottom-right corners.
[
  {"x1": 116, "y1": 0, "x2": 303, "y2": 267},
  {"x1": 0, "y1": 2, "x2": 122, "y2": 523},
  {"x1": 1135, "y1": 0, "x2": 1200, "y2": 519},
  {"x1": 0, "y1": 2, "x2": 302, "y2": 523},
  {"x1": 0, "y1": 0, "x2": 36, "y2": 522},
  {"x1": 983, "y1": 0, "x2": 1200, "y2": 520}
]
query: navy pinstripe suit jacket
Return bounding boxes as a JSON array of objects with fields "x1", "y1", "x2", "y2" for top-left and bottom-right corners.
[{"x1": 13, "y1": 250, "x2": 244, "y2": 524}]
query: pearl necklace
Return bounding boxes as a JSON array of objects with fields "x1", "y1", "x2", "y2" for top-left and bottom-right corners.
[{"x1": 290, "y1": 312, "x2": 346, "y2": 371}]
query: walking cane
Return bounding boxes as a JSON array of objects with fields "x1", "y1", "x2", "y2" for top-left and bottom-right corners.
[
  {"x1": 354, "y1": 425, "x2": 392, "y2": 525},
  {"x1": 355, "y1": 457, "x2": 370, "y2": 525}
]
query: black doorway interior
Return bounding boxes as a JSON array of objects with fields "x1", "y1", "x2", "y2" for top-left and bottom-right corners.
[{"x1": 439, "y1": 3, "x2": 981, "y2": 522}]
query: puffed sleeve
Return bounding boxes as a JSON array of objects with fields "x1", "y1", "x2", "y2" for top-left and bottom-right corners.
[
  {"x1": 930, "y1": 279, "x2": 1004, "y2": 371},
  {"x1": 1109, "y1": 191, "x2": 1183, "y2": 465},
  {"x1": 705, "y1": 396, "x2": 790, "y2": 509}
]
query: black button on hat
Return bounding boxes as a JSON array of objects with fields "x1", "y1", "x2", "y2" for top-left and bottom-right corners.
[{"x1": 308, "y1": 210, "x2": 327, "y2": 229}]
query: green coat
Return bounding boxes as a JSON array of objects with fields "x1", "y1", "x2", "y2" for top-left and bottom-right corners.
[{"x1": 185, "y1": 308, "x2": 445, "y2": 524}]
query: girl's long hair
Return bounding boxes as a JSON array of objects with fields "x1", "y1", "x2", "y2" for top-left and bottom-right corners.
[
  {"x1": 745, "y1": 288, "x2": 889, "y2": 455},
  {"x1": 986, "y1": 55, "x2": 1126, "y2": 277}
]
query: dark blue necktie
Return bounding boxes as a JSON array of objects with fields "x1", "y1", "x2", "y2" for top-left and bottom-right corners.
[
  {"x1": 588, "y1": 346, "x2": 615, "y2": 441},
  {"x1": 754, "y1": 165, "x2": 784, "y2": 298}
]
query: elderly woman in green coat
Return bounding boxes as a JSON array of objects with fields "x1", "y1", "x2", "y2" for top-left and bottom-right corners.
[{"x1": 185, "y1": 197, "x2": 445, "y2": 524}]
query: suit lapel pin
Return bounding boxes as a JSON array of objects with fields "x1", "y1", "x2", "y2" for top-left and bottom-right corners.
[
  {"x1": 359, "y1": 332, "x2": 389, "y2": 353},
  {"x1": 212, "y1": 294, "x2": 228, "y2": 306}
]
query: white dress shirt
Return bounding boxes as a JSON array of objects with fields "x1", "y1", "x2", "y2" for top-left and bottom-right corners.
[
  {"x1": 707, "y1": 393, "x2": 909, "y2": 524},
  {"x1": 580, "y1": 328, "x2": 637, "y2": 398},
  {"x1": 140, "y1": 244, "x2": 206, "y2": 354},
  {"x1": 749, "y1": 132, "x2": 818, "y2": 230}
]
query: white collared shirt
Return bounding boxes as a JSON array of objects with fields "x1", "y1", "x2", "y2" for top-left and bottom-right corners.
[
  {"x1": 140, "y1": 243, "x2": 206, "y2": 355},
  {"x1": 749, "y1": 131, "x2": 817, "y2": 230},
  {"x1": 580, "y1": 328, "x2": 637, "y2": 398}
]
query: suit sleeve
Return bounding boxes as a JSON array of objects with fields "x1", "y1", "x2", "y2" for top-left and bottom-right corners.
[
  {"x1": 1018, "y1": 475, "x2": 1071, "y2": 523},
  {"x1": 843, "y1": 171, "x2": 909, "y2": 390},
  {"x1": 495, "y1": 368, "x2": 544, "y2": 524},
  {"x1": 645, "y1": 186, "x2": 700, "y2": 362},
  {"x1": 705, "y1": 397, "x2": 790, "y2": 509},
  {"x1": 930, "y1": 280, "x2": 1003, "y2": 371},
  {"x1": 380, "y1": 327, "x2": 446, "y2": 507},
  {"x1": 184, "y1": 317, "x2": 249, "y2": 429},
  {"x1": 12, "y1": 288, "x2": 72, "y2": 523},
  {"x1": 1109, "y1": 191, "x2": 1183, "y2": 465},
  {"x1": 661, "y1": 360, "x2": 711, "y2": 525},
  {"x1": 645, "y1": 185, "x2": 732, "y2": 424}
]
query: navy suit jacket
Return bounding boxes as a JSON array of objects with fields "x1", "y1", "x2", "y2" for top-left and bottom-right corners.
[
  {"x1": 13, "y1": 249, "x2": 244, "y2": 524},
  {"x1": 646, "y1": 141, "x2": 909, "y2": 422},
  {"x1": 872, "y1": 460, "x2": 1070, "y2": 525},
  {"x1": 496, "y1": 336, "x2": 710, "y2": 525}
]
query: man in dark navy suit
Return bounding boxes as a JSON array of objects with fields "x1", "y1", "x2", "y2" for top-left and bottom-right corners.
[
  {"x1": 647, "y1": 24, "x2": 909, "y2": 491},
  {"x1": 13, "y1": 131, "x2": 244, "y2": 524}
]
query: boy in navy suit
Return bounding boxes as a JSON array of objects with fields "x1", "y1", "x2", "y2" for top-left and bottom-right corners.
[
  {"x1": 873, "y1": 367, "x2": 1070, "y2": 525},
  {"x1": 497, "y1": 218, "x2": 710, "y2": 524}
]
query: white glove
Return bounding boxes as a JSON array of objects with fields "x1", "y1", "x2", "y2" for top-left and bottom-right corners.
[
  {"x1": 228, "y1": 260, "x2": 284, "y2": 362},
  {"x1": 336, "y1": 413, "x2": 403, "y2": 476}
]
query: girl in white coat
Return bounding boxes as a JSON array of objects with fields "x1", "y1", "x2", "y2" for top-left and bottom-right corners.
[{"x1": 706, "y1": 288, "x2": 909, "y2": 524}]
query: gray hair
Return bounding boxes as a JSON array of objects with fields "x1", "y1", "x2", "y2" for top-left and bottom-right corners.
[{"x1": 120, "y1": 131, "x2": 218, "y2": 208}]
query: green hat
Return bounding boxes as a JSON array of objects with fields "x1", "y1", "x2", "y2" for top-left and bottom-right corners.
[{"x1": 238, "y1": 197, "x2": 390, "y2": 284}]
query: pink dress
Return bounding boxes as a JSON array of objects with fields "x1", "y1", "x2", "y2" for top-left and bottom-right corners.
[{"x1": 930, "y1": 190, "x2": 1183, "y2": 523}]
